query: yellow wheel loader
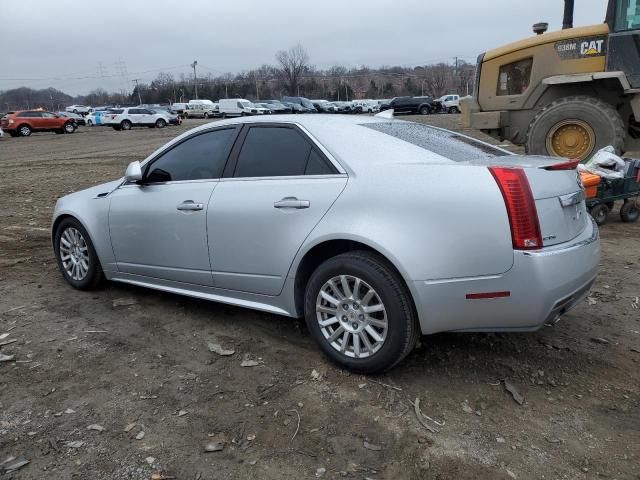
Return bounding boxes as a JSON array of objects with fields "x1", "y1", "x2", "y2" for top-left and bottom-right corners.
[{"x1": 461, "y1": 0, "x2": 640, "y2": 160}]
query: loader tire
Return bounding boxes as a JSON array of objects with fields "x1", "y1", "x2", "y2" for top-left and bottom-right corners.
[{"x1": 525, "y1": 96, "x2": 625, "y2": 160}]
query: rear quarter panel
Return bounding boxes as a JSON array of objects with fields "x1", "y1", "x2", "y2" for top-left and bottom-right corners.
[{"x1": 295, "y1": 163, "x2": 514, "y2": 282}]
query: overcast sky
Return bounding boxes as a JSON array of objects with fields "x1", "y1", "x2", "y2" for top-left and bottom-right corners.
[{"x1": 1, "y1": 0, "x2": 604, "y2": 95}]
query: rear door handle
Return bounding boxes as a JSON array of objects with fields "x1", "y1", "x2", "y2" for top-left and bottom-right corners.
[
  {"x1": 177, "y1": 200, "x2": 204, "y2": 211},
  {"x1": 274, "y1": 197, "x2": 310, "y2": 209}
]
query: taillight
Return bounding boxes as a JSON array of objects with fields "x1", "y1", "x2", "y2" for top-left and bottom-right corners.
[
  {"x1": 489, "y1": 166, "x2": 542, "y2": 250},
  {"x1": 544, "y1": 159, "x2": 580, "y2": 170}
]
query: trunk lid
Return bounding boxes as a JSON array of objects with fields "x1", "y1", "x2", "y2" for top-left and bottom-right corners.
[{"x1": 491, "y1": 155, "x2": 587, "y2": 247}]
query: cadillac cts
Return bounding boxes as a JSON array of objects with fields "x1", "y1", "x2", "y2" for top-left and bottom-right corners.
[{"x1": 52, "y1": 115, "x2": 600, "y2": 373}]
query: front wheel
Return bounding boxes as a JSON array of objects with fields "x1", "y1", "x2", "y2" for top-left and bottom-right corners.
[
  {"x1": 54, "y1": 217, "x2": 103, "y2": 290},
  {"x1": 419, "y1": 106, "x2": 430, "y2": 115},
  {"x1": 448, "y1": 106, "x2": 460, "y2": 114},
  {"x1": 304, "y1": 251, "x2": 419, "y2": 374},
  {"x1": 64, "y1": 122, "x2": 76, "y2": 134},
  {"x1": 155, "y1": 118, "x2": 166, "y2": 128},
  {"x1": 620, "y1": 200, "x2": 640, "y2": 222},
  {"x1": 589, "y1": 203, "x2": 610, "y2": 226},
  {"x1": 87, "y1": 119, "x2": 93, "y2": 127},
  {"x1": 525, "y1": 95, "x2": 625, "y2": 161}
]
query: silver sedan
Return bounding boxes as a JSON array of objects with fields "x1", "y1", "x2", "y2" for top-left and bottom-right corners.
[{"x1": 51, "y1": 115, "x2": 600, "y2": 373}]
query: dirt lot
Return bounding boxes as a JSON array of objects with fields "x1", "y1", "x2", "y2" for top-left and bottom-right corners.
[{"x1": 0, "y1": 116, "x2": 639, "y2": 480}]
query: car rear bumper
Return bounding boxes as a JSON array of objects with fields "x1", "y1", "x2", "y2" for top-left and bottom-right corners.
[{"x1": 412, "y1": 218, "x2": 600, "y2": 334}]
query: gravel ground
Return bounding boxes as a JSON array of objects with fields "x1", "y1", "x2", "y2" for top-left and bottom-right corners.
[{"x1": 0, "y1": 115, "x2": 639, "y2": 480}]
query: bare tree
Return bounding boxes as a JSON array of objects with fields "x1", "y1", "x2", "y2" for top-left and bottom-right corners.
[{"x1": 275, "y1": 44, "x2": 309, "y2": 95}]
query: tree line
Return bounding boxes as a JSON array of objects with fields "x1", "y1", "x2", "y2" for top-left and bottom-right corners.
[{"x1": 0, "y1": 45, "x2": 475, "y2": 111}]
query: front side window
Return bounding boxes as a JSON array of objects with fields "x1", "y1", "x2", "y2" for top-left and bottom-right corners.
[
  {"x1": 145, "y1": 128, "x2": 236, "y2": 183},
  {"x1": 615, "y1": 0, "x2": 640, "y2": 30},
  {"x1": 497, "y1": 58, "x2": 533, "y2": 96},
  {"x1": 234, "y1": 126, "x2": 333, "y2": 177}
]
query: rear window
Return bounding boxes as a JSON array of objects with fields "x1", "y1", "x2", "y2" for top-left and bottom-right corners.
[{"x1": 362, "y1": 122, "x2": 511, "y2": 162}]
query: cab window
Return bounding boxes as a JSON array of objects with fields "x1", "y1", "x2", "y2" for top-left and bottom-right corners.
[
  {"x1": 496, "y1": 58, "x2": 533, "y2": 96},
  {"x1": 615, "y1": 0, "x2": 640, "y2": 30}
]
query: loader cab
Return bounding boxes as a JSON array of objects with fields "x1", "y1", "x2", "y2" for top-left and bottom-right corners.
[{"x1": 606, "y1": 0, "x2": 640, "y2": 87}]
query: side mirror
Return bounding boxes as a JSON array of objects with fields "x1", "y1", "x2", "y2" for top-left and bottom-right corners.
[{"x1": 124, "y1": 161, "x2": 142, "y2": 182}]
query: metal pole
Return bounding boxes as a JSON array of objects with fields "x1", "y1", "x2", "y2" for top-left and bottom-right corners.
[
  {"x1": 132, "y1": 79, "x2": 142, "y2": 104},
  {"x1": 191, "y1": 61, "x2": 198, "y2": 99}
]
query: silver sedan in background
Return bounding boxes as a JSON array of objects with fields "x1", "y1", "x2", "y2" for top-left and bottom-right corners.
[{"x1": 51, "y1": 115, "x2": 600, "y2": 373}]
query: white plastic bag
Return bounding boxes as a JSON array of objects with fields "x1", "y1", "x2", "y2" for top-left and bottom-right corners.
[{"x1": 577, "y1": 146, "x2": 625, "y2": 179}]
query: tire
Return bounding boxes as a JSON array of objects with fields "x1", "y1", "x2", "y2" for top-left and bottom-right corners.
[
  {"x1": 221, "y1": 113, "x2": 226, "y2": 119},
  {"x1": 18, "y1": 124, "x2": 32, "y2": 137},
  {"x1": 87, "y1": 119, "x2": 93, "y2": 127},
  {"x1": 155, "y1": 118, "x2": 166, "y2": 128},
  {"x1": 589, "y1": 203, "x2": 609, "y2": 226},
  {"x1": 54, "y1": 217, "x2": 103, "y2": 290},
  {"x1": 203, "y1": 112, "x2": 209, "y2": 119},
  {"x1": 448, "y1": 106, "x2": 460, "y2": 114},
  {"x1": 525, "y1": 95, "x2": 625, "y2": 161},
  {"x1": 72, "y1": 109, "x2": 78, "y2": 114},
  {"x1": 120, "y1": 120, "x2": 132, "y2": 131},
  {"x1": 419, "y1": 106, "x2": 430, "y2": 115},
  {"x1": 620, "y1": 200, "x2": 639, "y2": 222},
  {"x1": 64, "y1": 122, "x2": 75, "y2": 134},
  {"x1": 304, "y1": 250, "x2": 419, "y2": 374}
]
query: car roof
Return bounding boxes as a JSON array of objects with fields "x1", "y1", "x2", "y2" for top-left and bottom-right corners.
[{"x1": 177, "y1": 115, "x2": 461, "y2": 173}]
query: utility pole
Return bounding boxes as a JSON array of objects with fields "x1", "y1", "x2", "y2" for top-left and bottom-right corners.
[
  {"x1": 345, "y1": 83, "x2": 349, "y2": 102},
  {"x1": 191, "y1": 60, "x2": 198, "y2": 99},
  {"x1": 132, "y1": 79, "x2": 142, "y2": 105},
  {"x1": 255, "y1": 78, "x2": 259, "y2": 100}
]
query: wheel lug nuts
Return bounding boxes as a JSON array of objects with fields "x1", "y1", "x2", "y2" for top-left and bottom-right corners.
[
  {"x1": 353, "y1": 303, "x2": 359, "y2": 309},
  {"x1": 358, "y1": 314, "x2": 364, "y2": 320},
  {"x1": 342, "y1": 304, "x2": 349, "y2": 310},
  {"x1": 342, "y1": 316, "x2": 347, "y2": 322},
  {"x1": 352, "y1": 323, "x2": 358, "y2": 329}
]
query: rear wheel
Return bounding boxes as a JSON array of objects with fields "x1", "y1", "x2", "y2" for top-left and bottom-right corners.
[
  {"x1": 54, "y1": 217, "x2": 103, "y2": 290},
  {"x1": 18, "y1": 124, "x2": 32, "y2": 137},
  {"x1": 203, "y1": 112, "x2": 209, "y2": 119},
  {"x1": 155, "y1": 118, "x2": 166, "y2": 128},
  {"x1": 120, "y1": 120, "x2": 132, "y2": 131},
  {"x1": 589, "y1": 203, "x2": 610, "y2": 226},
  {"x1": 419, "y1": 106, "x2": 430, "y2": 115},
  {"x1": 221, "y1": 113, "x2": 226, "y2": 119},
  {"x1": 525, "y1": 96, "x2": 625, "y2": 161},
  {"x1": 620, "y1": 200, "x2": 640, "y2": 222},
  {"x1": 448, "y1": 106, "x2": 460, "y2": 114},
  {"x1": 304, "y1": 251, "x2": 419, "y2": 374},
  {"x1": 87, "y1": 119, "x2": 93, "y2": 126}
]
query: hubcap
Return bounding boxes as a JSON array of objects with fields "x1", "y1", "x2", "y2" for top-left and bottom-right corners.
[
  {"x1": 20, "y1": 127, "x2": 30, "y2": 135},
  {"x1": 316, "y1": 275, "x2": 388, "y2": 359},
  {"x1": 59, "y1": 227, "x2": 90, "y2": 281},
  {"x1": 546, "y1": 119, "x2": 595, "y2": 160}
]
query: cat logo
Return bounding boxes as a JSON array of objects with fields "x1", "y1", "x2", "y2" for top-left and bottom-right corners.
[{"x1": 580, "y1": 39, "x2": 605, "y2": 55}]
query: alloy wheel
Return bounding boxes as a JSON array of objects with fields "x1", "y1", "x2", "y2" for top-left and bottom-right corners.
[
  {"x1": 316, "y1": 275, "x2": 388, "y2": 359},
  {"x1": 59, "y1": 227, "x2": 90, "y2": 281}
]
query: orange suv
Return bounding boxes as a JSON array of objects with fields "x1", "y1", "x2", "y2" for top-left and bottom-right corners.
[{"x1": 1, "y1": 110, "x2": 77, "y2": 137}]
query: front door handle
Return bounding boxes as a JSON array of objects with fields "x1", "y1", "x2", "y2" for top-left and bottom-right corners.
[
  {"x1": 274, "y1": 197, "x2": 310, "y2": 209},
  {"x1": 177, "y1": 200, "x2": 204, "y2": 211}
]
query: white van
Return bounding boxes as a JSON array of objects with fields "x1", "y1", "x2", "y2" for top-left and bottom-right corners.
[
  {"x1": 218, "y1": 99, "x2": 269, "y2": 118},
  {"x1": 184, "y1": 99, "x2": 219, "y2": 118}
]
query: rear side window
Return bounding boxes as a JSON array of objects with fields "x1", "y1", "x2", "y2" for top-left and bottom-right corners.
[
  {"x1": 362, "y1": 122, "x2": 511, "y2": 162},
  {"x1": 145, "y1": 128, "x2": 236, "y2": 183},
  {"x1": 18, "y1": 111, "x2": 40, "y2": 118},
  {"x1": 234, "y1": 127, "x2": 313, "y2": 177},
  {"x1": 497, "y1": 58, "x2": 533, "y2": 96}
]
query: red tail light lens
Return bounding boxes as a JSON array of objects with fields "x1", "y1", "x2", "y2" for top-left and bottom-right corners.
[
  {"x1": 544, "y1": 159, "x2": 581, "y2": 170},
  {"x1": 489, "y1": 167, "x2": 542, "y2": 250}
]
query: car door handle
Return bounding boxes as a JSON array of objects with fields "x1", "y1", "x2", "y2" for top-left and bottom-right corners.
[
  {"x1": 274, "y1": 197, "x2": 310, "y2": 209},
  {"x1": 177, "y1": 200, "x2": 204, "y2": 211}
]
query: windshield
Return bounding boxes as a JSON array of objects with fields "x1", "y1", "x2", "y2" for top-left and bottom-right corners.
[
  {"x1": 362, "y1": 122, "x2": 511, "y2": 162},
  {"x1": 240, "y1": 101, "x2": 252, "y2": 107}
]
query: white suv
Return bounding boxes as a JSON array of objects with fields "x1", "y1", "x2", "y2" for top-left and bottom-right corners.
[
  {"x1": 105, "y1": 107, "x2": 171, "y2": 131},
  {"x1": 65, "y1": 105, "x2": 92, "y2": 115}
]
